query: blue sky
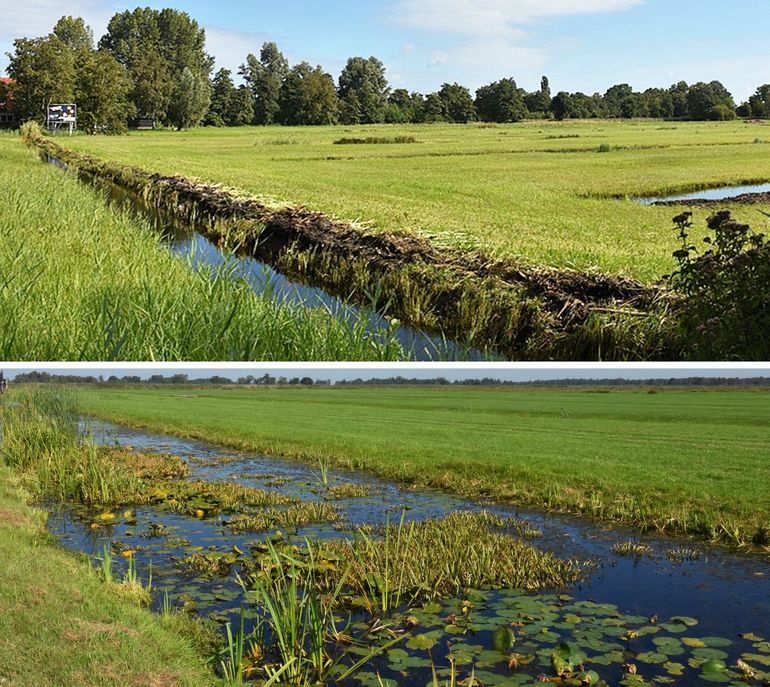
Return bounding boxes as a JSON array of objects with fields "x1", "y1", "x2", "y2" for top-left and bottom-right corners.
[{"x1": 1, "y1": 1, "x2": 767, "y2": 100}]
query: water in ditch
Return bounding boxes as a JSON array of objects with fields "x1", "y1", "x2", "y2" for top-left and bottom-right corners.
[
  {"x1": 44, "y1": 154, "x2": 495, "y2": 362},
  {"x1": 637, "y1": 182, "x2": 770, "y2": 205},
  {"x1": 45, "y1": 419, "x2": 770, "y2": 686}
]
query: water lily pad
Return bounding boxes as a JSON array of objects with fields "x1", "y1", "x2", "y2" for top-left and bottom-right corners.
[
  {"x1": 492, "y1": 627, "x2": 516, "y2": 653},
  {"x1": 669, "y1": 615, "x2": 698, "y2": 627},
  {"x1": 700, "y1": 636, "x2": 732, "y2": 647},
  {"x1": 741, "y1": 653, "x2": 770, "y2": 667},
  {"x1": 551, "y1": 642, "x2": 586, "y2": 676},
  {"x1": 659, "y1": 622, "x2": 688, "y2": 633},
  {"x1": 693, "y1": 648, "x2": 730, "y2": 661},
  {"x1": 683, "y1": 637, "x2": 706, "y2": 648},
  {"x1": 636, "y1": 651, "x2": 668, "y2": 664},
  {"x1": 663, "y1": 661, "x2": 685, "y2": 676},
  {"x1": 591, "y1": 651, "x2": 624, "y2": 666}
]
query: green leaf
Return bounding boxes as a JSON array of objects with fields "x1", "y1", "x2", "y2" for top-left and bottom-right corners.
[
  {"x1": 406, "y1": 634, "x2": 436, "y2": 650},
  {"x1": 492, "y1": 627, "x2": 515, "y2": 653}
]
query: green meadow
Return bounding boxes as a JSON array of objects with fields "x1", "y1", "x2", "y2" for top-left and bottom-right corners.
[
  {"x1": 64, "y1": 119, "x2": 770, "y2": 282},
  {"x1": 80, "y1": 384, "x2": 770, "y2": 547}
]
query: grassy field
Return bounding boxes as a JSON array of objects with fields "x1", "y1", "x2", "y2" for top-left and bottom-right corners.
[
  {"x1": 79, "y1": 384, "x2": 770, "y2": 547},
  {"x1": 0, "y1": 463, "x2": 219, "y2": 687},
  {"x1": 63, "y1": 120, "x2": 770, "y2": 282},
  {"x1": 0, "y1": 134, "x2": 404, "y2": 361}
]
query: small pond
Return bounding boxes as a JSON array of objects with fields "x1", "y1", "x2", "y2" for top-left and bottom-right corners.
[
  {"x1": 45, "y1": 419, "x2": 770, "y2": 686},
  {"x1": 637, "y1": 182, "x2": 770, "y2": 205}
]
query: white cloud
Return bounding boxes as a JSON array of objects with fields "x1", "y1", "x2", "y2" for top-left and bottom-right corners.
[
  {"x1": 446, "y1": 40, "x2": 546, "y2": 71},
  {"x1": 204, "y1": 26, "x2": 265, "y2": 75},
  {"x1": 394, "y1": 0, "x2": 644, "y2": 36},
  {"x1": 0, "y1": 0, "x2": 114, "y2": 43}
]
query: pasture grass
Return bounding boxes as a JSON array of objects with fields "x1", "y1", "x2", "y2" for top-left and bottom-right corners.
[
  {"x1": 62, "y1": 120, "x2": 770, "y2": 282},
  {"x1": 0, "y1": 465, "x2": 219, "y2": 687},
  {"x1": 79, "y1": 384, "x2": 770, "y2": 547},
  {"x1": 0, "y1": 133, "x2": 405, "y2": 361}
]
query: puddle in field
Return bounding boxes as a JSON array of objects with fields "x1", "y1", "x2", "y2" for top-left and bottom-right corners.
[
  {"x1": 45, "y1": 419, "x2": 770, "y2": 687},
  {"x1": 43, "y1": 154, "x2": 494, "y2": 362},
  {"x1": 637, "y1": 182, "x2": 770, "y2": 205}
]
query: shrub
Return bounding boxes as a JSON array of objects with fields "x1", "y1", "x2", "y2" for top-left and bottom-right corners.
[
  {"x1": 333, "y1": 136, "x2": 417, "y2": 145},
  {"x1": 669, "y1": 210, "x2": 770, "y2": 359},
  {"x1": 707, "y1": 104, "x2": 736, "y2": 121}
]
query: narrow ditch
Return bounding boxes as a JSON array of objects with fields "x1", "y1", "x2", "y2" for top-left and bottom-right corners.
[
  {"x1": 27, "y1": 133, "x2": 676, "y2": 361},
  {"x1": 48, "y1": 419, "x2": 770, "y2": 687},
  {"x1": 44, "y1": 153, "x2": 488, "y2": 362}
]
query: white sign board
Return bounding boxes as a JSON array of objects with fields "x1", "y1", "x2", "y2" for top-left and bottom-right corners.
[{"x1": 47, "y1": 104, "x2": 77, "y2": 133}]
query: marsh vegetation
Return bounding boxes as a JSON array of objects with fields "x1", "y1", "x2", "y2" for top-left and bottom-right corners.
[{"x1": 2, "y1": 386, "x2": 769, "y2": 686}]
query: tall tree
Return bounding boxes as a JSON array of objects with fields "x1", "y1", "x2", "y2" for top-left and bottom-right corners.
[
  {"x1": 206, "y1": 68, "x2": 236, "y2": 126},
  {"x1": 438, "y1": 83, "x2": 476, "y2": 123},
  {"x1": 239, "y1": 42, "x2": 289, "y2": 124},
  {"x1": 278, "y1": 62, "x2": 338, "y2": 125},
  {"x1": 167, "y1": 66, "x2": 211, "y2": 129},
  {"x1": 6, "y1": 35, "x2": 76, "y2": 122},
  {"x1": 475, "y1": 78, "x2": 526, "y2": 122},
  {"x1": 686, "y1": 81, "x2": 735, "y2": 120},
  {"x1": 52, "y1": 16, "x2": 93, "y2": 54},
  {"x1": 603, "y1": 83, "x2": 636, "y2": 118},
  {"x1": 524, "y1": 76, "x2": 552, "y2": 115},
  {"x1": 100, "y1": 8, "x2": 213, "y2": 125},
  {"x1": 550, "y1": 91, "x2": 572, "y2": 120},
  {"x1": 338, "y1": 56, "x2": 389, "y2": 124},
  {"x1": 748, "y1": 85, "x2": 770, "y2": 118},
  {"x1": 228, "y1": 86, "x2": 255, "y2": 126},
  {"x1": 76, "y1": 50, "x2": 134, "y2": 133},
  {"x1": 423, "y1": 92, "x2": 445, "y2": 123},
  {"x1": 668, "y1": 81, "x2": 690, "y2": 119}
]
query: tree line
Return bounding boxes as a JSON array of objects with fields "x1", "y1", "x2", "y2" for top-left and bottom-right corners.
[
  {"x1": 4, "y1": 8, "x2": 770, "y2": 132},
  {"x1": 9, "y1": 371, "x2": 770, "y2": 388}
]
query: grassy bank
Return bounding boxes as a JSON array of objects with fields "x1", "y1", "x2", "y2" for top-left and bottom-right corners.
[
  {"x1": 63, "y1": 120, "x2": 770, "y2": 282},
  {"x1": 79, "y1": 384, "x2": 770, "y2": 548},
  {"x1": 0, "y1": 467, "x2": 218, "y2": 687},
  {"x1": 0, "y1": 133, "x2": 404, "y2": 361}
]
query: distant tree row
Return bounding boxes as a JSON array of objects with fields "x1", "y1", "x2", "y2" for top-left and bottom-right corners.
[
  {"x1": 10, "y1": 371, "x2": 770, "y2": 388},
  {"x1": 4, "y1": 10, "x2": 769, "y2": 131}
]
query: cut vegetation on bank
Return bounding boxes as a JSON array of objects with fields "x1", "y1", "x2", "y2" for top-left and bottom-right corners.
[
  {"x1": 79, "y1": 385, "x2": 770, "y2": 549},
  {"x1": 22, "y1": 128, "x2": 677, "y2": 361}
]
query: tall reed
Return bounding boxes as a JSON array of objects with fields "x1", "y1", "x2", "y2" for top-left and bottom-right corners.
[{"x1": 242, "y1": 539, "x2": 401, "y2": 686}]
